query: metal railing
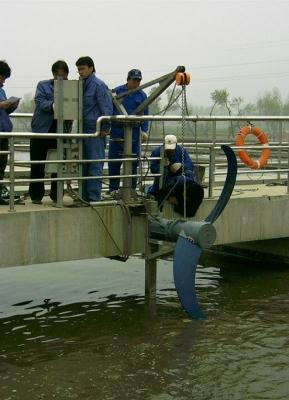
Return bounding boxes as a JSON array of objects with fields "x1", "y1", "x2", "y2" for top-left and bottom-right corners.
[{"x1": 0, "y1": 113, "x2": 288, "y2": 211}]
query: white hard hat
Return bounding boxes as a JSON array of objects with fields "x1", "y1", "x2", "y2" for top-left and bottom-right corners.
[{"x1": 164, "y1": 134, "x2": 177, "y2": 150}]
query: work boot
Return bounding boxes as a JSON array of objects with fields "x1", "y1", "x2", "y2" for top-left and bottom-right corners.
[
  {"x1": 0, "y1": 185, "x2": 20, "y2": 200},
  {"x1": 0, "y1": 185, "x2": 9, "y2": 199}
]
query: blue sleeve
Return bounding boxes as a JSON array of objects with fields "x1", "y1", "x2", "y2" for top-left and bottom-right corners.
[
  {"x1": 96, "y1": 84, "x2": 113, "y2": 132},
  {"x1": 183, "y1": 148, "x2": 193, "y2": 171},
  {"x1": 150, "y1": 147, "x2": 160, "y2": 174},
  {"x1": 35, "y1": 82, "x2": 53, "y2": 112},
  {"x1": 182, "y1": 148, "x2": 196, "y2": 180}
]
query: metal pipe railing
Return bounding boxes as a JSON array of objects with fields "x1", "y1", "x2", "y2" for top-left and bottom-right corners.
[
  {"x1": 0, "y1": 173, "x2": 161, "y2": 185},
  {"x1": 3, "y1": 113, "x2": 289, "y2": 209}
]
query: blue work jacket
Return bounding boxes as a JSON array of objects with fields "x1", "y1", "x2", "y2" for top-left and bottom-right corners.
[
  {"x1": 82, "y1": 73, "x2": 113, "y2": 133},
  {"x1": 111, "y1": 84, "x2": 149, "y2": 141},
  {"x1": 31, "y1": 80, "x2": 72, "y2": 133},
  {"x1": 150, "y1": 144, "x2": 196, "y2": 187},
  {"x1": 0, "y1": 87, "x2": 15, "y2": 132}
]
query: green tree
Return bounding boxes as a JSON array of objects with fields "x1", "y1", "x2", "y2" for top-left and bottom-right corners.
[
  {"x1": 256, "y1": 88, "x2": 282, "y2": 116},
  {"x1": 282, "y1": 97, "x2": 289, "y2": 115},
  {"x1": 230, "y1": 97, "x2": 244, "y2": 115},
  {"x1": 210, "y1": 89, "x2": 233, "y2": 138},
  {"x1": 210, "y1": 89, "x2": 231, "y2": 116},
  {"x1": 242, "y1": 102, "x2": 257, "y2": 115}
]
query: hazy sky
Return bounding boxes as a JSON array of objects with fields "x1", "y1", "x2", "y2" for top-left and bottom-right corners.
[{"x1": 2, "y1": 0, "x2": 289, "y2": 106}]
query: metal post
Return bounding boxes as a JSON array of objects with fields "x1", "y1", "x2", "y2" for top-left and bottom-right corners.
[
  {"x1": 195, "y1": 120, "x2": 198, "y2": 143},
  {"x1": 208, "y1": 120, "x2": 217, "y2": 198},
  {"x1": 145, "y1": 243, "x2": 158, "y2": 299},
  {"x1": 159, "y1": 145, "x2": 165, "y2": 190},
  {"x1": 56, "y1": 78, "x2": 64, "y2": 208},
  {"x1": 139, "y1": 136, "x2": 143, "y2": 195},
  {"x1": 277, "y1": 121, "x2": 283, "y2": 182},
  {"x1": 78, "y1": 79, "x2": 83, "y2": 198},
  {"x1": 208, "y1": 145, "x2": 216, "y2": 198},
  {"x1": 8, "y1": 137, "x2": 15, "y2": 213},
  {"x1": 212, "y1": 119, "x2": 217, "y2": 143},
  {"x1": 287, "y1": 147, "x2": 289, "y2": 194},
  {"x1": 122, "y1": 125, "x2": 133, "y2": 202}
]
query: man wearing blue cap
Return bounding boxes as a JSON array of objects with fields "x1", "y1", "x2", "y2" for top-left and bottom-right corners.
[{"x1": 108, "y1": 69, "x2": 149, "y2": 193}]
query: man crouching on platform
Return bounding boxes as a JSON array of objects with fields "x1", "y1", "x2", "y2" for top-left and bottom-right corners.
[{"x1": 147, "y1": 134, "x2": 204, "y2": 217}]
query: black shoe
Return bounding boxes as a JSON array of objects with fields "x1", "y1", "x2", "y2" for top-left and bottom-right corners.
[
  {"x1": 0, "y1": 185, "x2": 9, "y2": 199},
  {"x1": 0, "y1": 185, "x2": 20, "y2": 200},
  {"x1": 32, "y1": 199, "x2": 42, "y2": 205}
]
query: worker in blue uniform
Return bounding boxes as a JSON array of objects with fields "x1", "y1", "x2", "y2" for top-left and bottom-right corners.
[
  {"x1": 0, "y1": 60, "x2": 20, "y2": 204},
  {"x1": 108, "y1": 69, "x2": 149, "y2": 193},
  {"x1": 76, "y1": 56, "x2": 113, "y2": 202},
  {"x1": 148, "y1": 134, "x2": 204, "y2": 217},
  {"x1": 29, "y1": 60, "x2": 72, "y2": 204}
]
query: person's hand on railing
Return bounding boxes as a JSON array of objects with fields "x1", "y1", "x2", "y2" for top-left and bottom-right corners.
[
  {"x1": 141, "y1": 131, "x2": 148, "y2": 143},
  {"x1": 99, "y1": 131, "x2": 110, "y2": 137}
]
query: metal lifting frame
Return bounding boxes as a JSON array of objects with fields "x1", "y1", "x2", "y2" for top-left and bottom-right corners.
[{"x1": 111, "y1": 65, "x2": 186, "y2": 202}]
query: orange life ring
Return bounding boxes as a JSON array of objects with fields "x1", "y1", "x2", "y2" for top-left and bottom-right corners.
[{"x1": 235, "y1": 125, "x2": 270, "y2": 169}]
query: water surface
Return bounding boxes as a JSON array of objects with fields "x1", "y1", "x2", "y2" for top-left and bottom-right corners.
[{"x1": 0, "y1": 256, "x2": 289, "y2": 400}]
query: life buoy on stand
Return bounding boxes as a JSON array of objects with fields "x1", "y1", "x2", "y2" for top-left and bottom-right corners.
[{"x1": 235, "y1": 125, "x2": 270, "y2": 169}]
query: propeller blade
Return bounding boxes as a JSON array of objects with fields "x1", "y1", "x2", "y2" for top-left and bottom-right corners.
[
  {"x1": 173, "y1": 235, "x2": 205, "y2": 319},
  {"x1": 205, "y1": 144, "x2": 237, "y2": 224}
]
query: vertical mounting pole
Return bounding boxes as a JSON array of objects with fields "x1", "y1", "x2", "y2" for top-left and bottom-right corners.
[
  {"x1": 8, "y1": 137, "x2": 15, "y2": 213},
  {"x1": 56, "y1": 78, "x2": 64, "y2": 208},
  {"x1": 287, "y1": 147, "x2": 289, "y2": 194},
  {"x1": 122, "y1": 124, "x2": 133, "y2": 202},
  {"x1": 78, "y1": 79, "x2": 83, "y2": 198},
  {"x1": 208, "y1": 120, "x2": 217, "y2": 198},
  {"x1": 277, "y1": 120, "x2": 283, "y2": 182},
  {"x1": 208, "y1": 145, "x2": 216, "y2": 198},
  {"x1": 145, "y1": 242, "x2": 158, "y2": 299}
]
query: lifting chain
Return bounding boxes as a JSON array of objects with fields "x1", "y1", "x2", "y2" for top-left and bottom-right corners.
[{"x1": 181, "y1": 84, "x2": 187, "y2": 218}]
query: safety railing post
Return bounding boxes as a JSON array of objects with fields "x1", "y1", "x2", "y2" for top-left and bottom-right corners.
[
  {"x1": 56, "y1": 78, "x2": 64, "y2": 208},
  {"x1": 287, "y1": 147, "x2": 289, "y2": 194},
  {"x1": 78, "y1": 79, "x2": 83, "y2": 199},
  {"x1": 212, "y1": 119, "x2": 217, "y2": 142},
  {"x1": 277, "y1": 121, "x2": 283, "y2": 182},
  {"x1": 8, "y1": 137, "x2": 15, "y2": 213},
  {"x1": 122, "y1": 125, "x2": 133, "y2": 202},
  {"x1": 208, "y1": 145, "x2": 215, "y2": 198}
]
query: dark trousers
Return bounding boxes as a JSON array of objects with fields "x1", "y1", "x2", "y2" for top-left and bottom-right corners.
[
  {"x1": 29, "y1": 138, "x2": 57, "y2": 201},
  {"x1": 108, "y1": 141, "x2": 139, "y2": 192},
  {"x1": 0, "y1": 137, "x2": 8, "y2": 182}
]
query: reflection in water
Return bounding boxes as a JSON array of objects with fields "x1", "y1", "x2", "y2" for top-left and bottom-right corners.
[{"x1": 0, "y1": 257, "x2": 289, "y2": 399}]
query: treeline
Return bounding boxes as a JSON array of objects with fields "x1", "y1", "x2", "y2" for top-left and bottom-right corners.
[{"x1": 13, "y1": 87, "x2": 289, "y2": 140}]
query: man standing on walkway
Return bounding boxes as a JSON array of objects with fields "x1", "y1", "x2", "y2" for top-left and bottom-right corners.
[
  {"x1": 0, "y1": 60, "x2": 20, "y2": 204},
  {"x1": 76, "y1": 56, "x2": 113, "y2": 202},
  {"x1": 108, "y1": 69, "x2": 148, "y2": 194},
  {"x1": 29, "y1": 60, "x2": 72, "y2": 204}
]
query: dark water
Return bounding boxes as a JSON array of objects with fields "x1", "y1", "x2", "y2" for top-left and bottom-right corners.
[{"x1": 1, "y1": 256, "x2": 289, "y2": 400}]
